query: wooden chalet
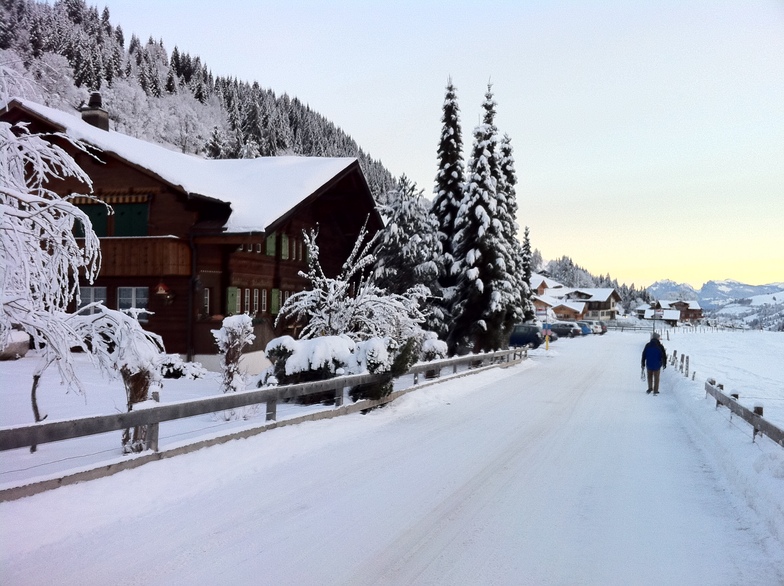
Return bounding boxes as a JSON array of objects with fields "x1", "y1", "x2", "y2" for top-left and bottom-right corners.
[
  {"x1": 1, "y1": 95, "x2": 383, "y2": 371},
  {"x1": 564, "y1": 289, "x2": 621, "y2": 321},
  {"x1": 653, "y1": 300, "x2": 703, "y2": 323}
]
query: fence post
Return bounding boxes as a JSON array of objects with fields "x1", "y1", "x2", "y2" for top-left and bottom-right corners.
[
  {"x1": 266, "y1": 396, "x2": 277, "y2": 421},
  {"x1": 334, "y1": 386, "x2": 344, "y2": 408},
  {"x1": 145, "y1": 391, "x2": 160, "y2": 452},
  {"x1": 679, "y1": 354, "x2": 685, "y2": 373},
  {"x1": 685, "y1": 356, "x2": 689, "y2": 378},
  {"x1": 753, "y1": 405, "x2": 764, "y2": 442}
]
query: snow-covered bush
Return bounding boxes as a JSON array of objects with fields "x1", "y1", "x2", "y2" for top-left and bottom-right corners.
[
  {"x1": 159, "y1": 354, "x2": 207, "y2": 380},
  {"x1": 212, "y1": 314, "x2": 255, "y2": 395},
  {"x1": 421, "y1": 333, "x2": 448, "y2": 362}
]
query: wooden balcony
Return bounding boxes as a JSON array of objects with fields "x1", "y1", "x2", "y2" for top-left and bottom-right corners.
[{"x1": 98, "y1": 236, "x2": 191, "y2": 277}]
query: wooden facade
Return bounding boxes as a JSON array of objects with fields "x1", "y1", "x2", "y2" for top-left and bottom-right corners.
[{"x1": 2, "y1": 98, "x2": 383, "y2": 360}]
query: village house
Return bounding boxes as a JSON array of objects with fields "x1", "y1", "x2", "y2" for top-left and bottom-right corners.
[
  {"x1": 651, "y1": 300, "x2": 703, "y2": 324},
  {"x1": 1, "y1": 95, "x2": 383, "y2": 371}
]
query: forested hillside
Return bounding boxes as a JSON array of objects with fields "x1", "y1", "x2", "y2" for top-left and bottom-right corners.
[{"x1": 0, "y1": 0, "x2": 396, "y2": 198}]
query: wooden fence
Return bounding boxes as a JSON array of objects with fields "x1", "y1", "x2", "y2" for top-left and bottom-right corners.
[
  {"x1": 703, "y1": 379, "x2": 784, "y2": 447},
  {"x1": 0, "y1": 347, "x2": 526, "y2": 454}
]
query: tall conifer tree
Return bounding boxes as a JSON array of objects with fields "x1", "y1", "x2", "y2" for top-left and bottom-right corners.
[
  {"x1": 450, "y1": 84, "x2": 516, "y2": 353},
  {"x1": 431, "y1": 78, "x2": 465, "y2": 337}
]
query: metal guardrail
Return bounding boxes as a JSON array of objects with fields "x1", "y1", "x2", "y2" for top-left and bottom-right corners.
[
  {"x1": 704, "y1": 379, "x2": 784, "y2": 447},
  {"x1": 0, "y1": 347, "x2": 526, "y2": 453}
]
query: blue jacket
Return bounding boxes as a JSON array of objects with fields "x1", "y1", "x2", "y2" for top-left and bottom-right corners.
[{"x1": 641, "y1": 340, "x2": 667, "y2": 371}]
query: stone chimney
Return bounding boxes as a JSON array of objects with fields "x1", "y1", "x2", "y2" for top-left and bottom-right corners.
[{"x1": 80, "y1": 91, "x2": 109, "y2": 131}]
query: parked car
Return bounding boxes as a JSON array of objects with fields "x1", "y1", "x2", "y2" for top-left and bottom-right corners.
[
  {"x1": 550, "y1": 322, "x2": 582, "y2": 338},
  {"x1": 597, "y1": 321, "x2": 608, "y2": 334},
  {"x1": 582, "y1": 320, "x2": 604, "y2": 334},
  {"x1": 575, "y1": 321, "x2": 593, "y2": 335},
  {"x1": 509, "y1": 324, "x2": 543, "y2": 349}
]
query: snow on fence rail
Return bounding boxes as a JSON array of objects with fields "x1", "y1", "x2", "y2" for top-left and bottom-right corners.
[
  {"x1": 0, "y1": 348, "x2": 526, "y2": 454},
  {"x1": 703, "y1": 379, "x2": 784, "y2": 447}
]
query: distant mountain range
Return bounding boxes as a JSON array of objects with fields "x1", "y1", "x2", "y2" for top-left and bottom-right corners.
[
  {"x1": 647, "y1": 279, "x2": 784, "y2": 330},
  {"x1": 647, "y1": 279, "x2": 784, "y2": 309}
]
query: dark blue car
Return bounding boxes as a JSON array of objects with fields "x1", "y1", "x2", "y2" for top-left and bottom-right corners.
[{"x1": 509, "y1": 324, "x2": 543, "y2": 348}]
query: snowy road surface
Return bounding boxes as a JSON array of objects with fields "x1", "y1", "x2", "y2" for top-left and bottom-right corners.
[{"x1": 2, "y1": 333, "x2": 783, "y2": 585}]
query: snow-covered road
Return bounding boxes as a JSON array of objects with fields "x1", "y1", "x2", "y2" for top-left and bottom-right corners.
[{"x1": 2, "y1": 333, "x2": 783, "y2": 585}]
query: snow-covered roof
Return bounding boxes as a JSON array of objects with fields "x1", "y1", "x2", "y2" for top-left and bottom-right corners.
[
  {"x1": 568, "y1": 288, "x2": 618, "y2": 302},
  {"x1": 644, "y1": 309, "x2": 681, "y2": 321},
  {"x1": 659, "y1": 300, "x2": 701, "y2": 310},
  {"x1": 530, "y1": 273, "x2": 563, "y2": 290},
  {"x1": 4, "y1": 98, "x2": 358, "y2": 233}
]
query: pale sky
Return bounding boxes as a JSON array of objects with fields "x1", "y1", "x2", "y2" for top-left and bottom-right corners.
[{"x1": 95, "y1": 0, "x2": 784, "y2": 288}]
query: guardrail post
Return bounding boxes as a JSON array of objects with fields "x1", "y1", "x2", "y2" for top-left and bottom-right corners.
[
  {"x1": 685, "y1": 356, "x2": 689, "y2": 378},
  {"x1": 266, "y1": 396, "x2": 277, "y2": 421},
  {"x1": 145, "y1": 391, "x2": 160, "y2": 452},
  {"x1": 334, "y1": 386, "x2": 344, "y2": 408},
  {"x1": 753, "y1": 405, "x2": 764, "y2": 442}
]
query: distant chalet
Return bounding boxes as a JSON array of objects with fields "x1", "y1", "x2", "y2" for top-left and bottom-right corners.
[{"x1": 1, "y1": 96, "x2": 383, "y2": 369}]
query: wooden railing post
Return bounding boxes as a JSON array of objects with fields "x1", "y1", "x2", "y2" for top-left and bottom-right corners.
[
  {"x1": 145, "y1": 391, "x2": 160, "y2": 452},
  {"x1": 266, "y1": 397, "x2": 277, "y2": 421}
]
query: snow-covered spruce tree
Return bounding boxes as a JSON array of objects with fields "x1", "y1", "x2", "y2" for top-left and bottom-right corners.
[
  {"x1": 449, "y1": 84, "x2": 517, "y2": 354},
  {"x1": 373, "y1": 175, "x2": 443, "y2": 332},
  {"x1": 276, "y1": 223, "x2": 428, "y2": 343},
  {"x1": 431, "y1": 78, "x2": 465, "y2": 337},
  {"x1": 520, "y1": 226, "x2": 536, "y2": 322},
  {"x1": 496, "y1": 133, "x2": 535, "y2": 326}
]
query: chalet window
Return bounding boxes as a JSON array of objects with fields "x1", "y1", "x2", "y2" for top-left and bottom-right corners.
[
  {"x1": 271, "y1": 288, "x2": 280, "y2": 314},
  {"x1": 244, "y1": 288, "x2": 251, "y2": 313},
  {"x1": 253, "y1": 288, "x2": 259, "y2": 314},
  {"x1": 113, "y1": 203, "x2": 148, "y2": 236},
  {"x1": 281, "y1": 234, "x2": 290, "y2": 260},
  {"x1": 78, "y1": 286, "x2": 107, "y2": 314},
  {"x1": 255, "y1": 243, "x2": 262, "y2": 253},
  {"x1": 297, "y1": 240, "x2": 303, "y2": 261},
  {"x1": 265, "y1": 232, "x2": 276, "y2": 256},
  {"x1": 117, "y1": 286, "x2": 149, "y2": 322},
  {"x1": 261, "y1": 289, "x2": 268, "y2": 313},
  {"x1": 203, "y1": 287, "x2": 211, "y2": 316}
]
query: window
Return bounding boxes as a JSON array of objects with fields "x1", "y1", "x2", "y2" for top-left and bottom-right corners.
[
  {"x1": 78, "y1": 286, "x2": 107, "y2": 314},
  {"x1": 255, "y1": 243, "x2": 262, "y2": 253},
  {"x1": 297, "y1": 240, "x2": 303, "y2": 261},
  {"x1": 253, "y1": 289, "x2": 259, "y2": 314},
  {"x1": 203, "y1": 288, "x2": 211, "y2": 316},
  {"x1": 244, "y1": 288, "x2": 251, "y2": 313},
  {"x1": 261, "y1": 289, "x2": 267, "y2": 313},
  {"x1": 117, "y1": 286, "x2": 149, "y2": 321}
]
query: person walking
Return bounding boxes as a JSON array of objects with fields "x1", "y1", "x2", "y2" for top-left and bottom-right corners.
[{"x1": 641, "y1": 332, "x2": 667, "y2": 395}]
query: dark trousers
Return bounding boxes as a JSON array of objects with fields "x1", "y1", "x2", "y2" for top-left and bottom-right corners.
[{"x1": 646, "y1": 368, "x2": 661, "y2": 393}]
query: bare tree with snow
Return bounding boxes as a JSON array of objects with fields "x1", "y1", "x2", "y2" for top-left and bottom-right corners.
[{"x1": 276, "y1": 223, "x2": 428, "y2": 343}]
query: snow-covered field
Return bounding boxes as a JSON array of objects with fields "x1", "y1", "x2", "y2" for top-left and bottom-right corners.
[
  {"x1": 661, "y1": 328, "x2": 784, "y2": 428},
  {"x1": 1, "y1": 330, "x2": 783, "y2": 584}
]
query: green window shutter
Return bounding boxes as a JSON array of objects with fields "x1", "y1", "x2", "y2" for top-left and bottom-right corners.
[
  {"x1": 265, "y1": 232, "x2": 276, "y2": 256},
  {"x1": 271, "y1": 288, "x2": 280, "y2": 314},
  {"x1": 114, "y1": 203, "x2": 148, "y2": 236},
  {"x1": 76, "y1": 204, "x2": 108, "y2": 237},
  {"x1": 226, "y1": 287, "x2": 238, "y2": 315},
  {"x1": 281, "y1": 234, "x2": 289, "y2": 260}
]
